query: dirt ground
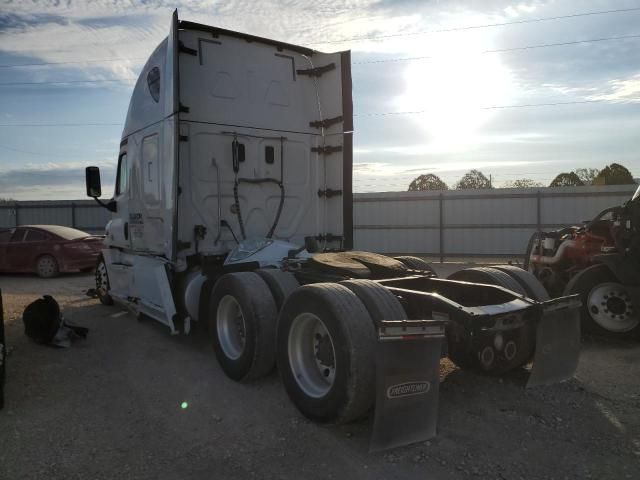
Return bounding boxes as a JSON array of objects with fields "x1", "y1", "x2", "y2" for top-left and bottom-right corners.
[{"x1": 1, "y1": 267, "x2": 639, "y2": 480}]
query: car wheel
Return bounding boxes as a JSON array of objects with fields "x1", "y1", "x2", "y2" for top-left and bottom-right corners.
[
  {"x1": 95, "y1": 256, "x2": 114, "y2": 305},
  {"x1": 36, "y1": 255, "x2": 59, "y2": 278}
]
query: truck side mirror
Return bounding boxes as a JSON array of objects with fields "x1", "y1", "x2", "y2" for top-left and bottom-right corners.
[{"x1": 85, "y1": 166, "x2": 102, "y2": 198}]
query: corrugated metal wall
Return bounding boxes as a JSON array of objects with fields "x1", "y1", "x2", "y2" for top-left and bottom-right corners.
[
  {"x1": 0, "y1": 200, "x2": 111, "y2": 234},
  {"x1": 354, "y1": 185, "x2": 637, "y2": 257},
  {"x1": 1, "y1": 185, "x2": 637, "y2": 256}
]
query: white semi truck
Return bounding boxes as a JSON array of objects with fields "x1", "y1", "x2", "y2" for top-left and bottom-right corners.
[{"x1": 85, "y1": 11, "x2": 581, "y2": 451}]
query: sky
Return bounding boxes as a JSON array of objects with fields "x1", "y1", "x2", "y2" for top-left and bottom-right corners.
[{"x1": 0, "y1": 0, "x2": 639, "y2": 199}]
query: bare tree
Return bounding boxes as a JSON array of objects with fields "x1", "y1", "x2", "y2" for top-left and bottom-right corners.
[
  {"x1": 549, "y1": 172, "x2": 584, "y2": 187},
  {"x1": 503, "y1": 179, "x2": 543, "y2": 188},
  {"x1": 408, "y1": 173, "x2": 448, "y2": 191},
  {"x1": 456, "y1": 170, "x2": 491, "y2": 189}
]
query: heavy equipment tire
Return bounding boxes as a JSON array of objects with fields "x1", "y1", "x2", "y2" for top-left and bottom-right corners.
[
  {"x1": 394, "y1": 256, "x2": 437, "y2": 275},
  {"x1": 256, "y1": 269, "x2": 299, "y2": 310},
  {"x1": 492, "y1": 265, "x2": 550, "y2": 301},
  {"x1": 209, "y1": 272, "x2": 278, "y2": 381},
  {"x1": 95, "y1": 256, "x2": 114, "y2": 305},
  {"x1": 35, "y1": 255, "x2": 59, "y2": 278},
  {"x1": 564, "y1": 264, "x2": 639, "y2": 335},
  {"x1": 340, "y1": 279, "x2": 406, "y2": 325},
  {"x1": 277, "y1": 283, "x2": 376, "y2": 424},
  {"x1": 446, "y1": 267, "x2": 532, "y2": 373}
]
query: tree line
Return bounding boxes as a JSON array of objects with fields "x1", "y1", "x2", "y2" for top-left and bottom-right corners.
[{"x1": 407, "y1": 163, "x2": 637, "y2": 191}]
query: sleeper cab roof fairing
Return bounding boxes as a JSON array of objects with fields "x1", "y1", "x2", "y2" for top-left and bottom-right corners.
[{"x1": 121, "y1": 38, "x2": 169, "y2": 139}]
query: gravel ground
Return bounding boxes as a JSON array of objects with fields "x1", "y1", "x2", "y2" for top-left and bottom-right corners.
[{"x1": 1, "y1": 267, "x2": 639, "y2": 480}]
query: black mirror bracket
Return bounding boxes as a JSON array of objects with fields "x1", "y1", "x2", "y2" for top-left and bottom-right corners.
[{"x1": 93, "y1": 197, "x2": 117, "y2": 213}]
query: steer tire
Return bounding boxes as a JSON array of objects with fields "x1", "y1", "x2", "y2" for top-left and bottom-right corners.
[
  {"x1": 564, "y1": 264, "x2": 639, "y2": 336},
  {"x1": 277, "y1": 283, "x2": 376, "y2": 424},
  {"x1": 95, "y1": 256, "x2": 114, "y2": 305},
  {"x1": 394, "y1": 256, "x2": 437, "y2": 275},
  {"x1": 256, "y1": 269, "x2": 300, "y2": 310},
  {"x1": 492, "y1": 265, "x2": 550, "y2": 301},
  {"x1": 339, "y1": 279, "x2": 406, "y2": 325},
  {"x1": 209, "y1": 272, "x2": 278, "y2": 382},
  {"x1": 447, "y1": 267, "x2": 533, "y2": 372}
]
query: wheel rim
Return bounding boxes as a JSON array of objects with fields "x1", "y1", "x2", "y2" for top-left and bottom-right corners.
[
  {"x1": 96, "y1": 261, "x2": 109, "y2": 295},
  {"x1": 216, "y1": 295, "x2": 246, "y2": 360},
  {"x1": 587, "y1": 282, "x2": 638, "y2": 333},
  {"x1": 38, "y1": 257, "x2": 55, "y2": 276},
  {"x1": 288, "y1": 313, "x2": 336, "y2": 398}
]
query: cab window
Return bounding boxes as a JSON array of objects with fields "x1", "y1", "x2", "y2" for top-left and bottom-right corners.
[{"x1": 116, "y1": 153, "x2": 128, "y2": 196}]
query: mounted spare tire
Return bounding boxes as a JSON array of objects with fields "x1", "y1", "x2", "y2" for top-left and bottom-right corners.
[
  {"x1": 277, "y1": 283, "x2": 376, "y2": 424},
  {"x1": 209, "y1": 272, "x2": 278, "y2": 381}
]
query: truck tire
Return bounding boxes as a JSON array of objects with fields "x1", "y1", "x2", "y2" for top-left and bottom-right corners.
[
  {"x1": 394, "y1": 256, "x2": 437, "y2": 275},
  {"x1": 256, "y1": 269, "x2": 299, "y2": 310},
  {"x1": 339, "y1": 279, "x2": 406, "y2": 325},
  {"x1": 209, "y1": 272, "x2": 278, "y2": 381},
  {"x1": 277, "y1": 283, "x2": 376, "y2": 424},
  {"x1": 95, "y1": 256, "x2": 114, "y2": 305},
  {"x1": 446, "y1": 267, "x2": 533, "y2": 373},
  {"x1": 448, "y1": 267, "x2": 527, "y2": 296},
  {"x1": 492, "y1": 265, "x2": 550, "y2": 301},
  {"x1": 564, "y1": 264, "x2": 639, "y2": 335}
]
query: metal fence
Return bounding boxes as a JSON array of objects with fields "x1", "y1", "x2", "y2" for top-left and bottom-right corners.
[
  {"x1": 353, "y1": 185, "x2": 638, "y2": 259},
  {"x1": 0, "y1": 200, "x2": 111, "y2": 234},
  {"x1": 1, "y1": 185, "x2": 637, "y2": 258}
]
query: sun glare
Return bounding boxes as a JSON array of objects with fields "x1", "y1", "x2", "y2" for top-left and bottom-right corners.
[{"x1": 396, "y1": 44, "x2": 514, "y2": 149}]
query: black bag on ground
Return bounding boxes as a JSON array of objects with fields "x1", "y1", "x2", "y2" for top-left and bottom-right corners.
[{"x1": 23, "y1": 295, "x2": 88, "y2": 347}]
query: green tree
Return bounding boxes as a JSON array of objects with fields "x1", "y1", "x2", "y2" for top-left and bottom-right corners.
[
  {"x1": 549, "y1": 172, "x2": 584, "y2": 187},
  {"x1": 503, "y1": 179, "x2": 543, "y2": 188},
  {"x1": 593, "y1": 163, "x2": 635, "y2": 185},
  {"x1": 456, "y1": 170, "x2": 491, "y2": 189},
  {"x1": 574, "y1": 168, "x2": 600, "y2": 185},
  {"x1": 408, "y1": 173, "x2": 448, "y2": 191}
]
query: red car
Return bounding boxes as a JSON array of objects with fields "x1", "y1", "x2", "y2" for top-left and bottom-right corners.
[{"x1": 0, "y1": 225, "x2": 103, "y2": 278}]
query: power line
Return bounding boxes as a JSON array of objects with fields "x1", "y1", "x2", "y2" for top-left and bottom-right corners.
[
  {"x1": 0, "y1": 78, "x2": 136, "y2": 87},
  {"x1": 353, "y1": 99, "x2": 620, "y2": 117},
  {"x1": 0, "y1": 98, "x2": 631, "y2": 128},
  {"x1": 311, "y1": 6, "x2": 640, "y2": 45},
  {"x1": 0, "y1": 144, "x2": 83, "y2": 158},
  {"x1": 0, "y1": 57, "x2": 147, "y2": 68},
  {"x1": 353, "y1": 33, "x2": 640, "y2": 64}
]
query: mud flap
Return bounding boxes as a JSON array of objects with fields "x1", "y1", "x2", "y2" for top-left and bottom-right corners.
[
  {"x1": 369, "y1": 320, "x2": 445, "y2": 452},
  {"x1": 527, "y1": 295, "x2": 581, "y2": 388}
]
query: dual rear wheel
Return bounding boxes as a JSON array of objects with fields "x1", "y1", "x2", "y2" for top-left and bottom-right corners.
[{"x1": 208, "y1": 273, "x2": 404, "y2": 424}]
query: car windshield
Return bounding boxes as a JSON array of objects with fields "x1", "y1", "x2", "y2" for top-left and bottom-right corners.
[
  {"x1": 31, "y1": 225, "x2": 90, "y2": 240},
  {"x1": 633, "y1": 185, "x2": 640, "y2": 201}
]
